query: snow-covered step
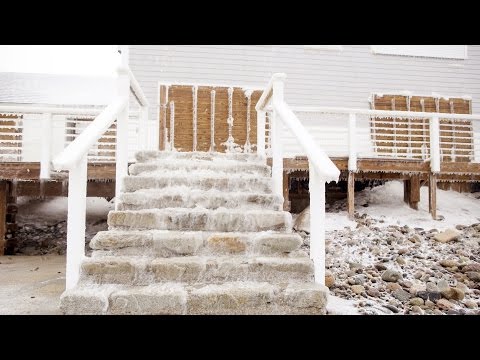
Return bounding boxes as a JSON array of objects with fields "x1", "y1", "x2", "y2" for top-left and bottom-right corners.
[
  {"x1": 129, "y1": 160, "x2": 271, "y2": 177},
  {"x1": 108, "y1": 208, "x2": 291, "y2": 232},
  {"x1": 80, "y1": 255, "x2": 314, "y2": 285},
  {"x1": 135, "y1": 150, "x2": 265, "y2": 164},
  {"x1": 123, "y1": 175, "x2": 273, "y2": 193},
  {"x1": 60, "y1": 282, "x2": 328, "y2": 315},
  {"x1": 117, "y1": 188, "x2": 282, "y2": 211},
  {"x1": 90, "y1": 230, "x2": 303, "y2": 257}
]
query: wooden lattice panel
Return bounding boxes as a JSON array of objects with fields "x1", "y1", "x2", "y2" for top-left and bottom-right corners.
[
  {"x1": 162, "y1": 85, "x2": 262, "y2": 152},
  {"x1": 372, "y1": 95, "x2": 472, "y2": 162}
]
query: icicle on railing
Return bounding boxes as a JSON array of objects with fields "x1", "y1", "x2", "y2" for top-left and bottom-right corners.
[
  {"x1": 391, "y1": 98, "x2": 397, "y2": 157},
  {"x1": 192, "y1": 86, "x2": 198, "y2": 152},
  {"x1": 210, "y1": 90, "x2": 216, "y2": 152},
  {"x1": 169, "y1": 101, "x2": 175, "y2": 151},
  {"x1": 420, "y1": 98, "x2": 427, "y2": 159},
  {"x1": 406, "y1": 96, "x2": 412, "y2": 157},
  {"x1": 221, "y1": 87, "x2": 238, "y2": 153},
  {"x1": 244, "y1": 89, "x2": 252, "y2": 153}
]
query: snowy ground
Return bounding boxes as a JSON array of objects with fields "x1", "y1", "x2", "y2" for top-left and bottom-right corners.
[{"x1": 295, "y1": 180, "x2": 480, "y2": 315}]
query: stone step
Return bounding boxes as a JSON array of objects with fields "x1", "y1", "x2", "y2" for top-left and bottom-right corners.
[
  {"x1": 129, "y1": 160, "x2": 271, "y2": 177},
  {"x1": 90, "y1": 230, "x2": 304, "y2": 257},
  {"x1": 117, "y1": 188, "x2": 282, "y2": 211},
  {"x1": 80, "y1": 255, "x2": 314, "y2": 285},
  {"x1": 61, "y1": 281, "x2": 328, "y2": 315},
  {"x1": 123, "y1": 175, "x2": 273, "y2": 193},
  {"x1": 135, "y1": 150, "x2": 265, "y2": 164},
  {"x1": 108, "y1": 208, "x2": 291, "y2": 232}
]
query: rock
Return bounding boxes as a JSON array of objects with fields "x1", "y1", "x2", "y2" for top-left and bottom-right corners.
[
  {"x1": 433, "y1": 309, "x2": 444, "y2": 315},
  {"x1": 455, "y1": 224, "x2": 466, "y2": 230},
  {"x1": 437, "y1": 299, "x2": 455, "y2": 310},
  {"x1": 382, "y1": 269, "x2": 402, "y2": 282},
  {"x1": 456, "y1": 282, "x2": 469, "y2": 294},
  {"x1": 393, "y1": 289, "x2": 411, "y2": 302},
  {"x1": 409, "y1": 234, "x2": 422, "y2": 243},
  {"x1": 386, "y1": 283, "x2": 402, "y2": 292},
  {"x1": 346, "y1": 238, "x2": 357, "y2": 246},
  {"x1": 411, "y1": 305, "x2": 424, "y2": 315},
  {"x1": 439, "y1": 259, "x2": 458, "y2": 268},
  {"x1": 374, "y1": 263, "x2": 387, "y2": 271},
  {"x1": 293, "y1": 207, "x2": 312, "y2": 233},
  {"x1": 348, "y1": 262, "x2": 364, "y2": 272},
  {"x1": 325, "y1": 271, "x2": 335, "y2": 288},
  {"x1": 417, "y1": 291, "x2": 442, "y2": 302},
  {"x1": 425, "y1": 300, "x2": 435, "y2": 309},
  {"x1": 409, "y1": 297, "x2": 425, "y2": 306},
  {"x1": 426, "y1": 282, "x2": 439, "y2": 292},
  {"x1": 351, "y1": 285, "x2": 365, "y2": 295},
  {"x1": 466, "y1": 272, "x2": 480, "y2": 282},
  {"x1": 433, "y1": 229, "x2": 460, "y2": 243},
  {"x1": 441, "y1": 287, "x2": 465, "y2": 301},
  {"x1": 384, "y1": 304, "x2": 399, "y2": 313},
  {"x1": 396, "y1": 257, "x2": 406, "y2": 265},
  {"x1": 461, "y1": 263, "x2": 480, "y2": 273},
  {"x1": 367, "y1": 288, "x2": 381, "y2": 297},
  {"x1": 437, "y1": 280, "x2": 450, "y2": 293},
  {"x1": 464, "y1": 300, "x2": 478, "y2": 309},
  {"x1": 414, "y1": 271, "x2": 424, "y2": 280},
  {"x1": 409, "y1": 282, "x2": 426, "y2": 295},
  {"x1": 398, "y1": 248, "x2": 409, "y2": 255},
  {"x1": 350, "y1": 274, "x2": 367, "y2": 285}
]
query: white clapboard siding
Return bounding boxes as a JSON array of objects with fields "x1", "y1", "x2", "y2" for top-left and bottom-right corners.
[{"x1": 129, "y1": 45, "x2": 480, "y2": 124}]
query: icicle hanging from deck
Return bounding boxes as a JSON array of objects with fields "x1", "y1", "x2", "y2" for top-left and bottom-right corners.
[
  {"x1": 406, "y1": 96, "x2": 412, "y2": 157},
  {"x1": 210, "y1": 90, "x2": 216, "y2": 152},
  {"x1": 391, "y1": 98, "x2": 397, "y2": 157},
  {"x1": 192, "y1": 86, "x2": 198, "y2": 152},
  {"x1": 169, "y1": 101, "x2": 175, "y2": 151},
  {"x1": 450, "y1": 100, "x2": 456, "y2": 161},
  {"x1": 222, "y1": 87, "x2": 237, "y2": 153},
  {"x1": 244, "y1": 89, "x2": 252, "y2": 153},
  {"x1": 420, "y1": 98, "x2": 427, "y2": 160}
]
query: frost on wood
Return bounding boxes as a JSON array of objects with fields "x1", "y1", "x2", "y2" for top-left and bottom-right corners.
[
  {"x1": 192, "y1": 86, "x2": 198, "y2": 152},
  {"x1": 210, "y1": 90, "x2": 215, "y2": 152}
]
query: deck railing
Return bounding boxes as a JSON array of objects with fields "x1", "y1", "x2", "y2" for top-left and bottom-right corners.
[{"x1": 256, "y1": 73, "x2": 340, "y2": 286}]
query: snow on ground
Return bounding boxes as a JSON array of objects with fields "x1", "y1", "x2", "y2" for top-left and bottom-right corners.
[{"x1": 340, "y1": 181, "x2": 480, "y2": 230}]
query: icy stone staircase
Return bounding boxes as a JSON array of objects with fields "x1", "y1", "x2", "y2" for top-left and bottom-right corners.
[{"x1": 60, "y1": 151, "x2": 328, "y2": 314}]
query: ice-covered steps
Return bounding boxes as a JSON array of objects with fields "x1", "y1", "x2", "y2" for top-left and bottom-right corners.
[
  {"x1": 61, "y1": 282, "x2": 329, "y2": 315},
  {"x1": 123, "y1": 175, "x2": 273, "y2": 193},
  {"x1": 135, "y1": 150, "x2": 265, "y2": 164},
  {"x1": 80, "y1": 255, "x2": 314, "y2": 285},
  {"x1": 129, "y1": 160, "x2": 271, "y2": 177},
  {"x1": 117, "y1": 188, "x2": 283, "y2": 211},
  {"x1": 90, "y1": 230, "x2": 303, "y2": 257},
  {"x1": 108, "y1": 208, "x2": 292, "y2": 232}
]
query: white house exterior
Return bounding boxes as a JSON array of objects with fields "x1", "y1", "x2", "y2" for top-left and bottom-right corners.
[{"x1": 128, "y1": 45, "x2": 480, "y2": 115}]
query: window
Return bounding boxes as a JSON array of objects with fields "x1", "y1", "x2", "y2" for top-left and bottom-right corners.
[
  {"x1": 304, "y1": 45, "x2": 343, "y2": 51},
  {"x1": 370, "y1": 45, "x2": 467, "y2": 59}
]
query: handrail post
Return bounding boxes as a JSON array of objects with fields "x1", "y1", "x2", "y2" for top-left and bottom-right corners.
[
  {"x1": 271, "y1": 74, "x2": 286, "y2": 198},
  {"x1": 115, "y1": 66, "x2": 130, "y2": 209},
  {"x1": 257, "y1": 110, "x2": 266, "y2": 157},
  {"x1": 40, "y1": 112, "x2": 52, "y2": 179},
  {"x1": 309, "y1": 161, "x2": 326, "y2": 285},
  {"x1": 65, "y1": 155, "x2": 87, "y2": 289},
  {"x1": 348, "y1": 113, "x2": 357, "y2": 172},
  {"x1": 430, "y1": 116, "x2": 440, "y2": 173}
]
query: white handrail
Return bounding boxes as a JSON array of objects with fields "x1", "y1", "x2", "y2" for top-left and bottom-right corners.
[
  {"x1": 256, "y1": 73, "x2": 340, "y2": 287},
  {"x1": 274, "y1": 102, "x2": 340, "y2": 182},
  {"x1": 52, "y1": 97, "x2": 128, "y2": 171},
  {"x1": 127, "y1": 68, "x2": 149, "y2": 107},
  {"x1": 292, "y1": 106, "x2": 480, "y2": 121}
]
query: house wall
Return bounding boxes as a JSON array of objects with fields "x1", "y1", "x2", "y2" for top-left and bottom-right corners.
[{"x1": 128, "y1": 45, "x2": 480, "y2": 118}]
